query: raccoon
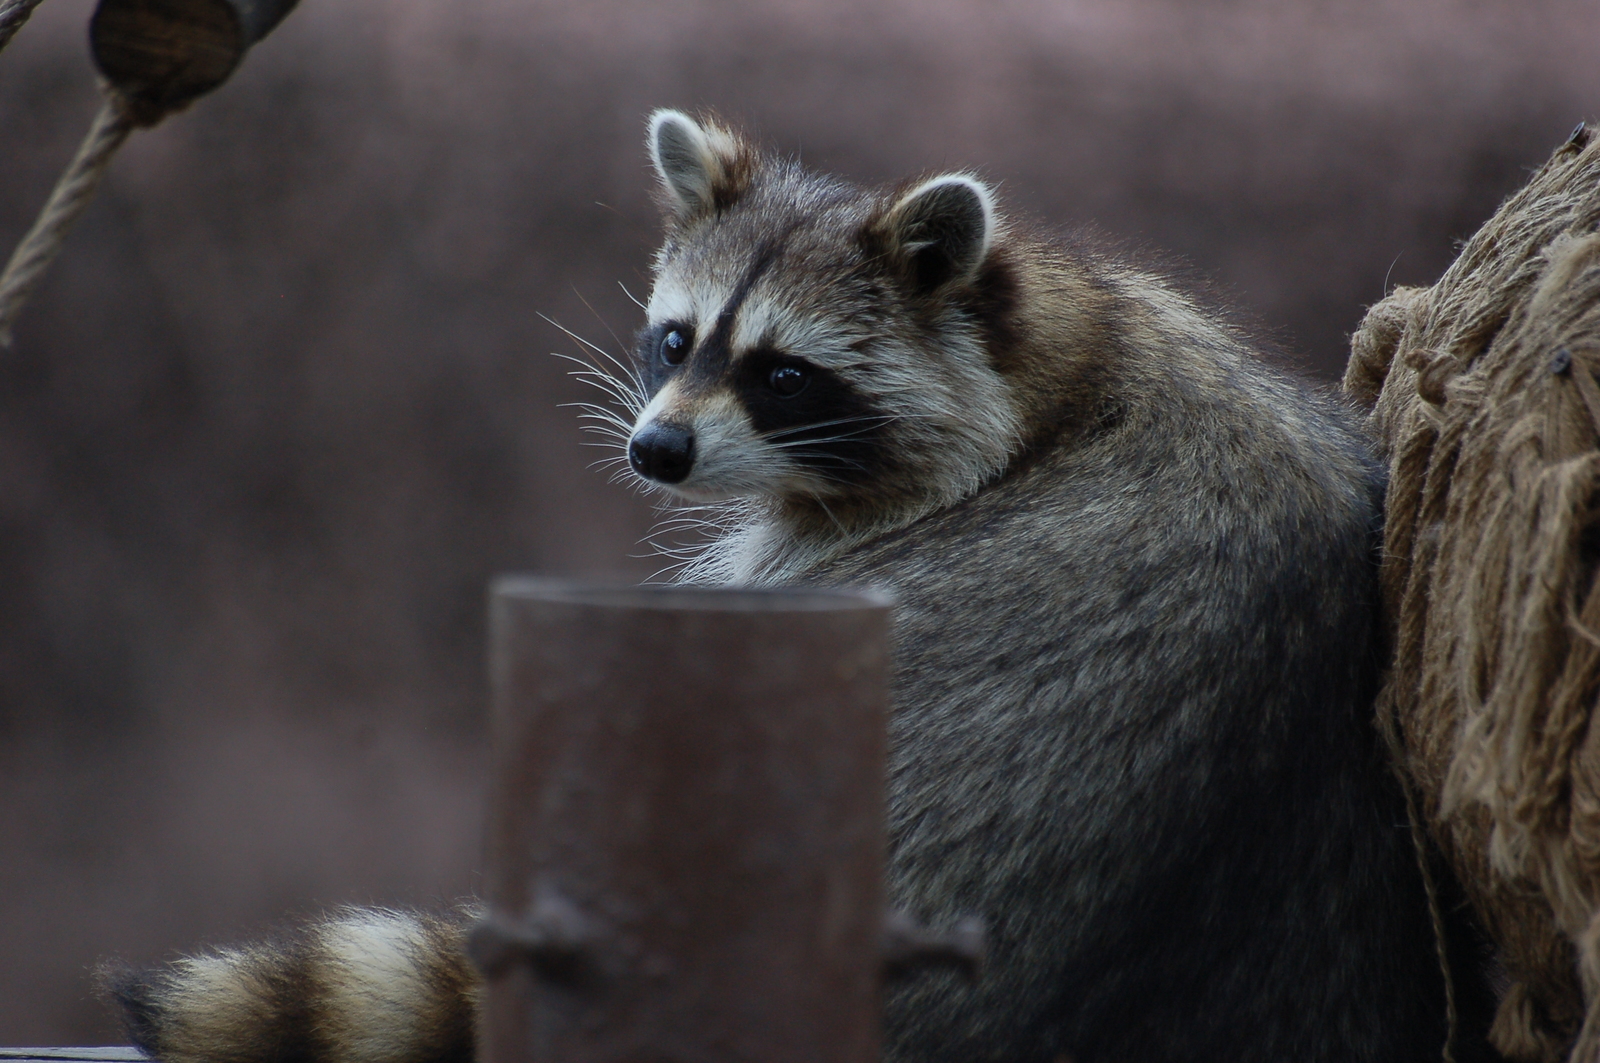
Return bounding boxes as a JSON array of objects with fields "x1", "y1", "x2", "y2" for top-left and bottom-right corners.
[{"x1": 104, "y1": 111, "x2": 1484, "y2": 1063}]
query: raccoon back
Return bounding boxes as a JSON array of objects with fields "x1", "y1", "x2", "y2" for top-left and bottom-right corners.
[{"x1": 813, "y1": 350, "x2": 1440, "y2": 1062}]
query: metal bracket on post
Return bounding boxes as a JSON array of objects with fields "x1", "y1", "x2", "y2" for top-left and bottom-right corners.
[
  {"x1": 467, "y1": 884, "x2": 602, "y2": 985},
  {"x1": 881, "y1": 909, "x2": 986, "y2": 982}
]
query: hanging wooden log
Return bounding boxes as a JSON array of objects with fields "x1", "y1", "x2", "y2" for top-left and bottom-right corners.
[{"x1": 90, "y1": 0, "x2": 300, "y2": 111}]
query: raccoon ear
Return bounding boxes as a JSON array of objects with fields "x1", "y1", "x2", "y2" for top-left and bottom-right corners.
[
  {"x1": 648, "y1": 109, "x2": 754, "y2": 224},
  {"x1": 877, "y1": 175, "x2": 996, "y2": 292}
]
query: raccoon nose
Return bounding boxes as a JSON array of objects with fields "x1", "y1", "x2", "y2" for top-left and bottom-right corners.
[{"x1": 629, "y1": 423, "x2": 695, "y2": 484}]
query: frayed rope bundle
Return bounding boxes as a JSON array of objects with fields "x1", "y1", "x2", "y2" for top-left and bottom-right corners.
[{"x1": 1346, "y1": 121, "x2": 1600, "y2": 1063}]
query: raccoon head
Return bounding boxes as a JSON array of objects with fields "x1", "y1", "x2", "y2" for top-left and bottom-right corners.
[{"x1": 626, "y1": 110, "x2": 1024, "y2": 534}]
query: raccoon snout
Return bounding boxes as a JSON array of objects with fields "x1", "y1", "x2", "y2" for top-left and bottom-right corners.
[{"x1": 629, "y1": 423, "x2": 696, "y2": 484}]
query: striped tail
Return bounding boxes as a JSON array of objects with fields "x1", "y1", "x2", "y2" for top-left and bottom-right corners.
[{"x1": 99, "y1": 908, "x2": 481, "y2": 1063}]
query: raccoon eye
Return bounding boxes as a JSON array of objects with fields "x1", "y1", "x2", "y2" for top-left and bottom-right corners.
[
  {"x1": 768, "y1": 365, "x2": 810, "y2": 397},
  {"x1": 659, "y1": 327, "x2": 691, "y2": 366}
]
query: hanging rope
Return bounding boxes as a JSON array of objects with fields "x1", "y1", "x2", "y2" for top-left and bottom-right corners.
[
  {"x1": 0, "y1": 0, "x2": 146, "y2": 349},
  {"x1": 0, "y1": 0, "x2": 47, "y2": 55},
  {"x1": 0, "y1": 0, "x2": 302, "y2": 346},
  {"x1": 0, "y1": 85, "x2": 155, "y2": 346}
]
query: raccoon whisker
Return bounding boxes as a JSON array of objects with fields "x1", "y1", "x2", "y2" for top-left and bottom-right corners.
[
  {"x1": 808, "y1": 451, "x2": 872, "y2": 468},
  {"x1": 592, "y1": 351, "x2": 648, "y2": 401},
  {"x1": 547, "y1": 351, "x2": 612, "y2": 374},
  {"x1": 760, "y1": 413, "x2": 899, "y2": 442},
  {"x1": 569, "y1": 404, "x2": 633, "y2": 422},
  {"x1": 660, "y1": 523, "x2": 740, "y2": 543},
  {"x1": 642, "y1": 541, "x2": 711, "y2": 561},
  {"x1": 571, "y1": 285, "x2": 632, "y2": 367},
  {"x1": 646, "y1": 539, "x2": 710, "y2": 552},
  {"x1": 642, "y1": 561, "x2": 693, "y2": 584},
  {"x1": 569, "y1": 408, "x2": 637, "y2": 434},
  {"x1": 574, "y1": 365, "x2": 638, "y2": 389},
  {"x1": 553, "y1": 361, "x2": 645, "y2": 411},
  {"x1": 574, "y1": 422, "x2": 631, "y2": 439},
  {"x1": 641, "y1": 502, "x2": 749, "y2": 571},
  {"x1": 650, "y1": 520, "x2": 722, "y2": 535},
  {"x1": 563, "y1": 392, "x2": 636, "y2": 425},
  {"x1": 542, "y1": 316, "x2": 648, "y2": 398},
  {"x1": 810, "y1": 494, "x2": 849, "y2": 536},
  {"x1": 542, "y1": 320, "x2": 622, "y2": 366},
  {"x1": 540, "y1": 313, "x2": 619, "y2": 362},
  {"x1": 764, "y1": 433, "x2": 880, "y2": 452},
  {"x1": 572, "y1": 374, "x2": 645, "y2": 413},
  {"x1": 659, "y1": 498, "x2": 751, "y2": 530},
  {"x1": 764, "y1": 435, "x2": 877, "y2": 453},
  {"x1": 576, "y1": 422, "x2": 631, "y2": 438},
  {"x1": 559, "y1": 363, "x2": 636, "y2": 387},
  {"x1": 551, "y1": 361, "x2": 642, "y2": 405},
  {"x1": 642, "y1": 529, "x2": 715, "y2": 551},
  {"x1": 800, "y1": 466, "x2": 869, "y2": 486},
  {"x1": 658, "y1": 506, "x2": 729, "y2": 520},
  {"x1": 618, "y1": 281, "x2": 647, "y2": 310},
  {"x1": 656, "y1": 513, "x2": 729, "y2": 536},
  {"x1": 807, "y1": 465, "x2": 872, "y2": 483},
  {"x1": 553, "y1": 359, "x2": 635, "y2": 389},
  {"x1": 569, "y1": 403, "x2": 630, "y2": 419},
  {"x1": 642, "y1": 539, "x2": 716, "y2": 557},
  {"x1": 761, "y1": 443, "x2": 874, "y2": 473},
  {"x1": 770, "y1": 411, "x2": 900, "y2": 430}
]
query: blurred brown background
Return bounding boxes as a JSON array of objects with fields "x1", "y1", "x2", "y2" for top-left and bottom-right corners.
[{"x1": 0, "y1": 0, "x2": 1595, "y2": 1043}]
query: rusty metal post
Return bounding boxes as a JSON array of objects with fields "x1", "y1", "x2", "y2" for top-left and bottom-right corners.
[{"x1": 475, "y1": 577, "x2": 892, "y2": 1063}]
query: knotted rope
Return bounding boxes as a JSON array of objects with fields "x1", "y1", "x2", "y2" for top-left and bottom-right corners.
[{"x1": 1345, "y1": 121, "x2": 1600, "y2": 1063}]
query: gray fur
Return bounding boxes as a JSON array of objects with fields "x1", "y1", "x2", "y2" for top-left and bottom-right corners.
[
  {"x1": 823, "y1": 367, "x2": 1414, "y2": 1060},
  {"x1": 624, "y1": 112, "x2": 1476, "y2": 1061}
]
